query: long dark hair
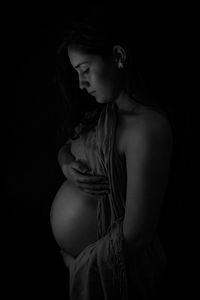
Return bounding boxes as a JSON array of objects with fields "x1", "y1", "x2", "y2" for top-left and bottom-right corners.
[{"x1": 55, "y1": 9, "x2": 173, "y2": 144}]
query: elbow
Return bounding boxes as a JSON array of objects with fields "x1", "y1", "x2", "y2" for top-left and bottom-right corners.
[
  {"x1": 123, "y1": 233, "x2": 144, "y2": 254},
  {"x1": 57, "y1": 144, "x2": 69, "y2": 164},
  {"x1": 57, "y1": 147, "x2": 63, "y2": 166},
  {"x1": 123, "y1": 228, "x2": 154, "y2": 254}
]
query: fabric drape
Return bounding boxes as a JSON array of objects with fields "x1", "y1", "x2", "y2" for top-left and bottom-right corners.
[{"x1": 68, "y1": 101, "x2": 166, "y2": 300}]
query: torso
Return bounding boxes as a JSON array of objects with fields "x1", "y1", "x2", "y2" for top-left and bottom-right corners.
[{"x1": 50, "y1": 98, "x2": 169, "y2": 257}]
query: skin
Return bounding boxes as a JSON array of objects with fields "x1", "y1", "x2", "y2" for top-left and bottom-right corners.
[
  {"x1": 68, "y1": 44, "x2": 136, "y2": 110},
  {"x1": 64, "y1": 45, "x2": 173, "y2": 278}
]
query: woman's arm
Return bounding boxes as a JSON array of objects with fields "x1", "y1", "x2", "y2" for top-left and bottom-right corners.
[
  {"x1": 122, "y1": 116, "x2": 173, "y2": 254},
  {"x1": 58, "y1": 142, "x2": 76, "y2": 173}
]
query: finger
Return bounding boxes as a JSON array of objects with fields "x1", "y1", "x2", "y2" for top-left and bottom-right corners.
[
  {"x1": 71, "y1": 161, "x2": 90, "y2": 173},
  {"x1": 72, "y1": 167, "x2": 89, "y2": 174},
  {"x1": 78, "y1": 183, "x2": 110, "y2": 191},
  {"x1": 79, "y1": 188, "x2": 110, "y2": 196},
  {"x1": 76, "y1": 175, "x2": 109, "y2": 184}
]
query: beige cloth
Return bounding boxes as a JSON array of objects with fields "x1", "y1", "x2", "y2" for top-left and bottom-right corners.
[{"x1": 68, "y1": 101, "x2": 166, "y2": 300}]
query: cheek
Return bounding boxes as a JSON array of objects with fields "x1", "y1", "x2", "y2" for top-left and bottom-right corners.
[
  {"x1": 91, "y1": 72, "x2": 104, "y2": 89},
  {"x1": 95, "y1": 70, "x2": 114, "y2": 90},
  {"x1": 91, "y1": 63, "x2": 117, "y2": 96}
]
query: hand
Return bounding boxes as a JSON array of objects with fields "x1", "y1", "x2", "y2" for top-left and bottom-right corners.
[
  {"x1": 60, "y1": 250, "x2": 75, "y2": 269},
  {"x1": 62, "y1": 160, "x2": 110, "y2": 196}
]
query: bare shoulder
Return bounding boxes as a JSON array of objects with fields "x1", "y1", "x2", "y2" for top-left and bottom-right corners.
[{"x1": 121, "y1": 106, "x2": 173, "y2": 155}]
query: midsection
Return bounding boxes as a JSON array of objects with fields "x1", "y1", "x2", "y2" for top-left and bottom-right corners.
[{"x1": 50, "y1": 180, "x2": 101, "y2": 257}]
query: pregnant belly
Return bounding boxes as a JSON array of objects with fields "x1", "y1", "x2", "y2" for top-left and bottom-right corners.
[{"x1": 50, "y1": 180, "x2": 101, "y2": 257}]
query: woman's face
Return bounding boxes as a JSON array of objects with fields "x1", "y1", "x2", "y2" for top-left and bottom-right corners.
[{"x1": 68, "y1": 45, "x2": 123, "y2": 103}]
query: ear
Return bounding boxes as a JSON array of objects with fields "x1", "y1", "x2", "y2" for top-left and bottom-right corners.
[{"x1": 112, "y1": 45, "x2": 126, "y2": 69}]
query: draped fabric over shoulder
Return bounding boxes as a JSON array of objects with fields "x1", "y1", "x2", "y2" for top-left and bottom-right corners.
[{"x1": 68, "y1": 102, "x2": 166, "y2": 300}]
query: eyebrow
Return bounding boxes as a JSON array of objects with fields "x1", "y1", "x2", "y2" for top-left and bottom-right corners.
[{"x1": 74, "y1": 61, "x2": 89, "y2": 69}]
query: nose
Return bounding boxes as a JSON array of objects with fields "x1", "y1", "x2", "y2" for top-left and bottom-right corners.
[{"x1": 79, "y1": 74, "x2": 89, "y2": 90}]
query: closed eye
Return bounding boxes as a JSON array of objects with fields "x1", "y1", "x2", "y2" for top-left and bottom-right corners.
[
  {"x1": 83, "y1": 68, "x2": 89, "y2": 74},
  {"x1": 76, "y1": 66, "x2": 90, "y2": 78}
]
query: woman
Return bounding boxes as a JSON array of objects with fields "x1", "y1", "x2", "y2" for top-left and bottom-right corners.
[{"x1": 50, "y1": 11, "x2": 173, "y2": 300}]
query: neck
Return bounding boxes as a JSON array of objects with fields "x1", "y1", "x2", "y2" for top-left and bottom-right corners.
[{"x1": 113, "y1": 91, "x2": 138, "y2": 113}]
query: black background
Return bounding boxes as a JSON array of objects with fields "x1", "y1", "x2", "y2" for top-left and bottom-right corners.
[{"x1": 4, "y1": 2, "x2": 198, "y2": 299}]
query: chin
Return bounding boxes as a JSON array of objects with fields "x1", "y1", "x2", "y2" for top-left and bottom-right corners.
[
  {"x1": 95, "y1": 95, "x2": 112, "y2": 104},
  {"x1": 95, "y1": 98, "x2": 106, "y2": 104}
]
